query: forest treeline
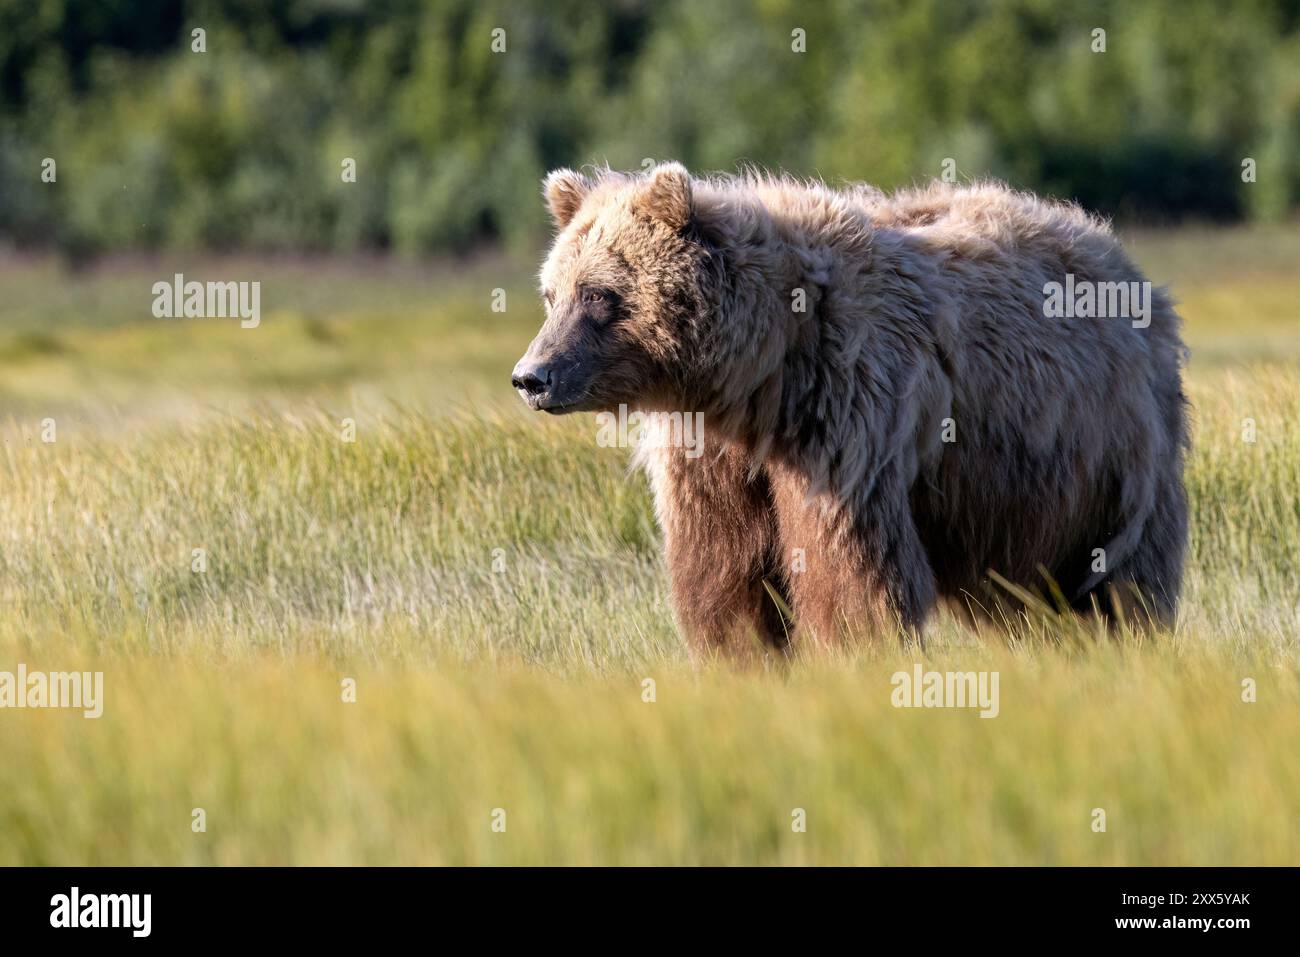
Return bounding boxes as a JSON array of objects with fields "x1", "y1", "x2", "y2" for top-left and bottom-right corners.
[{"x1": 1, "y1": 0, "x2": 1296, "y2": 257}]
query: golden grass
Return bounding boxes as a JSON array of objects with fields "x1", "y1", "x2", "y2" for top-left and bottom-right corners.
[
  {"x1": 3, "y1": 638, "x2": 1296, "y2": 865},
  {"x1": 0, "y1": 229, "x2": 1297, "y2": 864}
]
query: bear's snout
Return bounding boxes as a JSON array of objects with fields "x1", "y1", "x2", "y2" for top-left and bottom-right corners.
[
  {"x1": 511, "y1": 355, "x2": 586, "y2": 413},
  {"x1": 511, "y1": 358, "x2": 551, "y2": 399}
]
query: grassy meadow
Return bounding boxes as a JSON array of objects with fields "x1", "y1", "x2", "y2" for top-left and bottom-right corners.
[{"x1": 0, "y1": 225, "x2": 1297, "y2": 865}]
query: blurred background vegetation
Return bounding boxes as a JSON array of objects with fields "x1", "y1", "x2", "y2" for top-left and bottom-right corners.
[{"x1": 1, "y1": 0, "x2": 1298, "y2": 262}]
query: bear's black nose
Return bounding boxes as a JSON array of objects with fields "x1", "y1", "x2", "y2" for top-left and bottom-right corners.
[{"x1": 511, "y1": 360, "x2": 551, "y2": 397}]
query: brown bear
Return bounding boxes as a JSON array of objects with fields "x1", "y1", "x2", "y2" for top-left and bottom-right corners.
[{"x1": 513, "y1": 163, "x2": 1189, "y2": 652}]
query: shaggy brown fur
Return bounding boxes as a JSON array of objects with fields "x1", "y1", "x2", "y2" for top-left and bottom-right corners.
[{"x1": 513, "y1": 163, "x2": 1190, "y2": 653}]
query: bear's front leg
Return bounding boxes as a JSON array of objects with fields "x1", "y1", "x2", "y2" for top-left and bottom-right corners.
[
  {"x1": 768, "y1": 461, "x2": 936, "y2": 645},
  {"x1": 645, "y1": 440, "x2": 790, "y2": 656}
]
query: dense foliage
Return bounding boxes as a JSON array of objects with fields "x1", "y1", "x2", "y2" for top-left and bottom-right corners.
[{"x1": 2, "y1": 0, "x2": 1297, "y2": 256}]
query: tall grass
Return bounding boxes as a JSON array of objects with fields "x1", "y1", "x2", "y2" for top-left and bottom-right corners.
[
  {"x1": 0, "y1": 229, "x2": 1297, "y2": 863},
  {"x1": 3, "y1": 645, "x2": 1296, "y2": 865},
  {"x1": 0, "y1": 366, "x2": 1294, "y2": 667}
]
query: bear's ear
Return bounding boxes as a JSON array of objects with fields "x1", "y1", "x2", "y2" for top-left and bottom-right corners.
[
  {"x1": 633, "y1": 162, "x2": 692, "y2": 230},
  {"x1": 543, "y1": 168, "x2": 592, "y2": 230}
]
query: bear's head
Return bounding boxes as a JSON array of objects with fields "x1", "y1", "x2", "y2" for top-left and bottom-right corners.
[{"x1": 512, "y1": 163, "x2": 719, "y2": 415}]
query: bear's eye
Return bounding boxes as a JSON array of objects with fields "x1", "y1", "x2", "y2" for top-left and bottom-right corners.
[{"x1": 582, "y1": 290, "x2": 604, "y2": 304}]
